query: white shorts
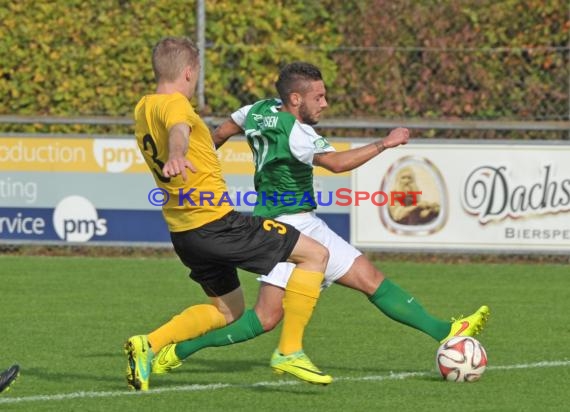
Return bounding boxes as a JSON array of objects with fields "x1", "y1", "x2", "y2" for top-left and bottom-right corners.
[{"x1": 257, "y1": 211, "x2": 362, "y2": 290}]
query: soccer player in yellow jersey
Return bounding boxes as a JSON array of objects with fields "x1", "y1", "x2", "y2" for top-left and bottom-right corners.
[{"x1": 125, "y1": 37, "x2": 332, "y2": 390}]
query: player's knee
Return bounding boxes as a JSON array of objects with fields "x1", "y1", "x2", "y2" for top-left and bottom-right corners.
[
  {"x1": 311, "y1": 242, "x2": 329, "y2": 268},
  {"x1": 229, "y1": 307, "x2": 245, "y2": 323},
  {"x1": 257, "y1": 307, "x2": 284, "y2": 332},
  {"x1": 219, "y1": 305, "x2": 245, "y2": 324}
]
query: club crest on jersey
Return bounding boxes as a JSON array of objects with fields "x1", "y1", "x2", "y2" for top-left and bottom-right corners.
[{"x1": 314, "y1": 137, "x2": 331, "y2": 149}]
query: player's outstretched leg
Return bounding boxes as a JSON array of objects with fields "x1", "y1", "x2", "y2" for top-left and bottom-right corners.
[
  {"x1": 270, "y1": 350, "x2": 332, "y2": 385},
  {"x1": 125, "y1": 335, "x2": 154, "y2": 391},
  {"x1": 152, "y1": 308, "x2": 266, "y2": 374},
  {"x1": 440, "y1": 305, "x2": 490, "y2": 343},
  {"x1": 0, "y1": 364, "x2": 20, "y2": 394}
]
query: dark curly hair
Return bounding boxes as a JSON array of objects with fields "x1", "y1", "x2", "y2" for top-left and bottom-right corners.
[{"x1": 275, "y1": 62, "x2": 323, "y2": 104}]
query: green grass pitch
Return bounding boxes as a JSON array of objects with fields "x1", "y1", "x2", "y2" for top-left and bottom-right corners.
[{"x1": 0, "y1": 255, "x2": 568, "y2": 411}]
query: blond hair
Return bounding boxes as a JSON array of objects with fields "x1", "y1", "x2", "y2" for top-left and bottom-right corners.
[{"x1": 152, "y1": 37, "x2": 199, "y2": 83}]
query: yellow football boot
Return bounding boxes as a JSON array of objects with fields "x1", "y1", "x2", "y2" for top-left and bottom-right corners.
[
  {"x1": 440, "y1": 305, "x2": 490, "y2": 343},
  {"x1": 270, "y1": 350, "x2": 332, "y2": 385},
  {"x1": 151, "y1": 344, "x2": 182, "y2": 375},
  {"x1": 124, "y1": 335, "x2": 154, "y2": 391}
]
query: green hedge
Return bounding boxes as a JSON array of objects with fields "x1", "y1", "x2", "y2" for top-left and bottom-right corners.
[
  {"x1": 329, "y1": 0, "x2": 568, "y2": 121},
  {"x1": 0, "y1": 1, "x2": 196, "y2": 129},
  {"x1": 0, "y1": 0, "x2": 567, "y2": 135}
]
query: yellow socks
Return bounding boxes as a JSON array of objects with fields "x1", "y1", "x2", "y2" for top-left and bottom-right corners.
[
  {"x1": 278, "y1": 268, "x2": 324, "y2": 355},
  {"x1": 148, "y1": 304, "x2": 226, "y2": 353}
]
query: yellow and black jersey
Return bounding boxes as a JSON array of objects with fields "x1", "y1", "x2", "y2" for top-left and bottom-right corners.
[{"x1": 134, "y1": 92, "x2": 233, "y2": 231}]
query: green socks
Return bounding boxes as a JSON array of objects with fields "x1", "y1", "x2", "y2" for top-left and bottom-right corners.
[
  {"x1": 174, "y1": 309, "x2": 265, "y2": 360},
  {"x1": 173, "y1": 280, "x2": 450, "y2": 361},
  {"x1": 369, "y1": 278, "x2": 450, "y2": 342}
]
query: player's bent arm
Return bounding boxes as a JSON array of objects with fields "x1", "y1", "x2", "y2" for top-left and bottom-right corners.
[
  {"x1": 213, "y1": 118, "x2": 243, "y2": 148},
  {"x1": 163, "y1": 123, "x2": 196, "y2": 180},
  {"x1": 313, "y1": 127, "x2": 410, "y2": 173},
  {"x1": 168, "y1": 123, "x2": 190, "y2": 157}
]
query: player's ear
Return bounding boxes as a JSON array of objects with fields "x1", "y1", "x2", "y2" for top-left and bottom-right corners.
[
  {"x1": 184, "y1": 66, "x2": 192, "y2": 81},
  {"x1": 290, "y1": 92, "x2": 301, "y2": 107}
]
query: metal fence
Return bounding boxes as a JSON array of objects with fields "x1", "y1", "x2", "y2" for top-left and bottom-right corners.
[{"x1": 1, "y1": 115, "x2": 568, "y2": 141}]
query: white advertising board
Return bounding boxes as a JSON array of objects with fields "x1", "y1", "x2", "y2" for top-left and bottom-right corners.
[{"x1": 351, "y1": 141, "x2": 570, "y2": 253}]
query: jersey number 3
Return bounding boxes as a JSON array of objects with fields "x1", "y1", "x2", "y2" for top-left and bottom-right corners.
[
  {"x1": 143, "y1": 134, "x2": 171, "y2": 183},
  {"x1": 263, "y1": 219, "x2": 287, "y2": 234}
]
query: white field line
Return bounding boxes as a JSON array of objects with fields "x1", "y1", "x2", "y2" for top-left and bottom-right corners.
[{"x1": 0, "y1": 360, "x2": 568, "y2": 405}]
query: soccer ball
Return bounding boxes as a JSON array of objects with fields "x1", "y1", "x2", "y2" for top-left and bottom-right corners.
[{"x1": 436, "y1": 336, "x2": 487, "y2": 382}]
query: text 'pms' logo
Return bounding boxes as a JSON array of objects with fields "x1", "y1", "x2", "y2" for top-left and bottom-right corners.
[
  {"x1": 93, "y1": 139, "x2": 144, "y2": 173},
  {"x1": 52, "y1": 196, "x2": 107, "y2": 242}
]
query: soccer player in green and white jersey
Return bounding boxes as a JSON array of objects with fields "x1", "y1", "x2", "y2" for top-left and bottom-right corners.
[{"x1": 151, "y1": 62, "x2": 490, "y2": 381}]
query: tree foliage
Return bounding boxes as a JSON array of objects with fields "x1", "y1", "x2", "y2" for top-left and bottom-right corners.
[
  {"x1": 326, "y1": 0, "x2": 569, "y2": 121},
  {"x1": 203, "y1": 0, "x2": 341, "y2": 115},
  {"x1": 0, "y1": 0, "x2": 567, "y2": 135}
]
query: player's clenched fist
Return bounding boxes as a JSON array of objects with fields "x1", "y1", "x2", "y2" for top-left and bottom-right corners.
[{"x1": 382, "y1": 127, "x2": 409, "y2": 149}]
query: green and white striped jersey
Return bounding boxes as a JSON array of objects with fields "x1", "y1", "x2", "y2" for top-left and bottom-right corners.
[{"x1": 231, "y1": 99, "x2": 335, "y2": 218}]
